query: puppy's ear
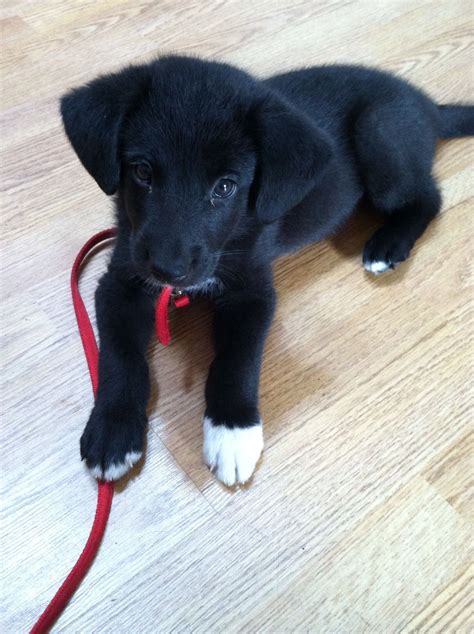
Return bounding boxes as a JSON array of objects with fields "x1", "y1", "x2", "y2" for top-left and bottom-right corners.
[
  {"x1": 251, "y1": 93, "x2": 333, "y2": 224},
  {"x1": 60, "y1": 64, "x2": 151, "y2": 195}
]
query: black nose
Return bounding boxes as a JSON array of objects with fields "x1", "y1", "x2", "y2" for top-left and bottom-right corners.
[{"x1": 151, "y1": 263, "x2": 187, "y2": 284}]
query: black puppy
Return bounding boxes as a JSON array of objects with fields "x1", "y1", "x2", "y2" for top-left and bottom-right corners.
[{"x1": 61, "y1": 56, "x2": 473, "y2": 486}]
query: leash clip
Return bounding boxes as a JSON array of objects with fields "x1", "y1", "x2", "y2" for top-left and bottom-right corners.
[{"x1": 173, "y1": 290, "x2": 190, "y2": 309}]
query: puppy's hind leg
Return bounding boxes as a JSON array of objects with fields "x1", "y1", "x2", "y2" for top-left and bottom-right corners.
[
  {"x1": 363, "y1": 180, "x2": 441, "y2": 274},
  {"x1": 354, "y1": 103, "x2": 441, "y2": 274}
]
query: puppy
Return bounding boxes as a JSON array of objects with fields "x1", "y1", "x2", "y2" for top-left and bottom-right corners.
[{"x1": 61, "y1": 56, "x2": 473, "y2": 486}]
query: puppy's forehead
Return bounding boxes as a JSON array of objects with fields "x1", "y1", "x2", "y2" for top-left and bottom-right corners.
[
  {"x1": 140, "y1": 79, "x2": 244, "y2": 131},
  {"x1": 125, "y1": 73, "x2": 253, "y2": 169}
]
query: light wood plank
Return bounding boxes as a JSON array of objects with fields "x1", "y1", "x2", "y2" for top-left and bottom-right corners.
[
  {"x1": 424, "y1": 432, "x2": 474, "y2": 522},
  {"x1": 401, "y1": 564, "x2": 473, "y2": 633}
]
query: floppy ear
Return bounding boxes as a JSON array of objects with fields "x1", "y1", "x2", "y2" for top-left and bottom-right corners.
[
  {"x1": 60, "y1": 64, "x2": 151, "y2": 195},
  {"x1": 252, "y1": 93, "x2": 334, "y2": 224}
]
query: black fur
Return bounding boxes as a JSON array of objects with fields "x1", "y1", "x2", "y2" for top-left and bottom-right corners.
[{"x1": 60, "y1": 56, "x2": 473, "y2": 479}]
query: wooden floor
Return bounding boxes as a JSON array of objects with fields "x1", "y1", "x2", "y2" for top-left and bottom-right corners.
[{"x1": 2, "y1": 1, "x2": 473, "y2": 632}]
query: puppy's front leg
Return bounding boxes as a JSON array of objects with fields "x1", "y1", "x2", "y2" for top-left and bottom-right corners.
[
  {"x1": 204, "y1": 282, "x2": 276, "y2": 486},
  {"x1": 80, "y1": 268, "x2": 155, "y2": 480}
]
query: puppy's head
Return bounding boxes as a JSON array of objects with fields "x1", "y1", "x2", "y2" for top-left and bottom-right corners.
[{"x1": 61, "y1": 56, "x2": 332, "y2": 288}]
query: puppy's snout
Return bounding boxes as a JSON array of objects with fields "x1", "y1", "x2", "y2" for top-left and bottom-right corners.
[
  {"x1": 151, "y1": 262, "x2": 187, "y2": 284},
  {"x1": 141, "y1": 237, "x2": 206, "y2": 286}
]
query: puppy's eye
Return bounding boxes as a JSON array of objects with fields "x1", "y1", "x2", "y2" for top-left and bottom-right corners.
[
  {"x1": 212, "y1": 178, "x2": 237, "y2": 199},
  {"x1": 133, "y1": 162, "x2": 152, "y2": 186}
]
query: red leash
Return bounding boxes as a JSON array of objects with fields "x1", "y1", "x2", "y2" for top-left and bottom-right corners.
[
  {"x1": 31, "y1": 228, "x2": 188, "y2": 633},
  {"x1": 155, "y1": 285, "x2": 190, "y2": 345}
]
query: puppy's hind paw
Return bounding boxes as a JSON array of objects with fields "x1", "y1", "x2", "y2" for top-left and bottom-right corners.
[
  {"x1": 363, "y1": 228, "x2": 412, "y2": 275},
  {"x1": 363, "y1": 259, "x2": 392, "y2": 275}
]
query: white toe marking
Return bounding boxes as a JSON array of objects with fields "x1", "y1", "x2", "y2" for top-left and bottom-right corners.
[
  {"x1": 202, "y1": 417, "x2": 263, "y2": 486},
  {"x1": 88, "y1": 451, "x2": 142, "y2": 481},
  {"x1": 364, "y1": 260, "x2": 391, "y2": 274}
]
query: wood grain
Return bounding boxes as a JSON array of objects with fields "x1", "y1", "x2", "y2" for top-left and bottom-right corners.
[
  {"x1": 1, "y1": 1, "x2": 473, "y2": 632},
  {"x1": 402, "y1": 564, "x2": 474, "y2": 633}
]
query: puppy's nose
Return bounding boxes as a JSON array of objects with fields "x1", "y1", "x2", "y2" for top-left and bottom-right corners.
[{"x1": 151, "y1": 263, "x2": 187, "y2": 284}]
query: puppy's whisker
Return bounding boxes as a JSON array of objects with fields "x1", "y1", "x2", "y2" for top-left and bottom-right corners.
[
  {"x1": 219, "y1": 250, "x2": 247, "y2": 257},
  {"x1": 215, "y1": 264, "x2": 246, "y2": 288}
]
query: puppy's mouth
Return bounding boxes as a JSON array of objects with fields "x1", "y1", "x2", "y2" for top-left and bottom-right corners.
[
  {"x1": 131, "y1": 247, "x2": 220, "y2": 294},
  {"x1": 144, "y1": 273, "x2": 219, "y2": 295}
]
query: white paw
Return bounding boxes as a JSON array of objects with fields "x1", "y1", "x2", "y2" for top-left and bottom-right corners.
[
  {"x1": 88, "y1": 451, "x2": 142, "y2": 481},
  {"x1": 364, "y1": 259, "x2": 391, "y2": 275},
  {"x1": 202, "y1": 417, "x2": 263, "y2": 486}
]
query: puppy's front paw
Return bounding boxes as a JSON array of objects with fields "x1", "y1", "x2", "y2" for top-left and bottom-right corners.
[
  {"x1": 80, "y1": 405, "x2": 146, "y2": 481},
  {"x1": 202, "y1": 417, "x2": 263, "y2": 486}
]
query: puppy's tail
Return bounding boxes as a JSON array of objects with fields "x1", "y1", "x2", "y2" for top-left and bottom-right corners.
[{"x1": 438, "y1": 104, "x2": 474, "y2": 138}]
